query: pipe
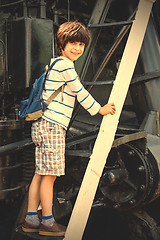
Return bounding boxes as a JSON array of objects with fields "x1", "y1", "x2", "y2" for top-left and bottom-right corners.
[{"x1": 0, "y1": 139, "x2": 33, "y2": 155}]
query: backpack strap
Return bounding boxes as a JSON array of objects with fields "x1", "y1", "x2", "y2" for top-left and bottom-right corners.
[
  {"x1": 45, "y1": 84, "x2": 65, "y2": 106},
  {"x1": 45, "y1": 57, "x2": 63, "y2": 76},
  {"x1": 43, "y1": 58, "x2": 64, "y2": 87},
  {"x1": 43, "y1": 58, "x2": 65, "y2": 106}
]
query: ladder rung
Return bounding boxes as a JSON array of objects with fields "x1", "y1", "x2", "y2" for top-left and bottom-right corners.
[
  {"x1": 84, "y1": 81, "x2": 114, "y2": 85},
  {"x1": 88, "y1": 20, "x2": 133, "y2": 28}
]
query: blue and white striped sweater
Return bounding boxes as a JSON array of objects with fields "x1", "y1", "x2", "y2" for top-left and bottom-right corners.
[{"x1": 42, "y1": 56, "x2": 101, "y2": 129}]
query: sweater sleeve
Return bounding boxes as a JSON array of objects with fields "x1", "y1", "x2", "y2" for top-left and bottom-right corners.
[{"x1": 61, "y1": 60, "x2": 101, "y2": 116}]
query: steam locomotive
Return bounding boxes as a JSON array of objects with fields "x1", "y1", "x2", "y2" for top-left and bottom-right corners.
[{"x1": 1, "y1": 0, "x2": 160, "y2": 239}]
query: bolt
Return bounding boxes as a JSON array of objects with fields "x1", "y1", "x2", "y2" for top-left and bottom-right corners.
[
  {"x1": 113, "y1": 203, "x2": 120, "y2": 209},
  {"x1": 107, "y1": 172, "x2": 116, "y2": 184},
  {"x1": 128, "y1": 150, "x2": 135, "y2": 157},
  {"x1": 129, "y1": 199, "x2": 136, "y2": 205},
  {"x1": 140, "y1": 185, "x2": 145, "y2": 191},
  {"x1": 138, "y1": 166, "x2": 145, "y2": 172}
]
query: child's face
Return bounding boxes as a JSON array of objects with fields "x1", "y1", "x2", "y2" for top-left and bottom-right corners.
[{"x1": 61, "y1": 41, "x2": 85, "y2": 62}]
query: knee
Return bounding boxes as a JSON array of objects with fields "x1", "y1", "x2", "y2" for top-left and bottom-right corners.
[
  {"x1": 34, "y1": 173, "x2": 42, "y2": 182},
  {"x1": 42, "y1": 175, "x2": 56, "y2": 183}
]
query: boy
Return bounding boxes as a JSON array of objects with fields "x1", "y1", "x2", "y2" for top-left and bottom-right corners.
[{"x1": 22, "y1": 21, "x2": 116, "y2": 237}]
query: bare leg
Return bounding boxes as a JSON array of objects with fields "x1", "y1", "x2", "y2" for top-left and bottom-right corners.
[
  {"x1": 27, "y1": 173, "x2": 42, "y2": 212},
  {"x1": 40, "y1": 175, "x2": 56, "y2": 216}
]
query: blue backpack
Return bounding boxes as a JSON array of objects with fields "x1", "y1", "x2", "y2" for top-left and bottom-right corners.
[{"x1": 19, "y1": 58, "x2": 64, "y2": 121}]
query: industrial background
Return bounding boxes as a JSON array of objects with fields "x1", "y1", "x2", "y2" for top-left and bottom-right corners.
[{"x1": 0, "y1": 0, "x2": 160, "y2": 239}]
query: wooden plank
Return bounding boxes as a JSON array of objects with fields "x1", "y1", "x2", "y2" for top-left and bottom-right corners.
[{"x1": 63, "y1": 0, "x2": 156, "y2": 239}]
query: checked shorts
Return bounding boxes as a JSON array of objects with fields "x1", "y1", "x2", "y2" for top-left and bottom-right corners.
[{"x1": 31, "y1": 118, "x2": 66, "y2": 176}]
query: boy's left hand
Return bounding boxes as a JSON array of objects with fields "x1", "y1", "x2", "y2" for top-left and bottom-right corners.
[{"x1": 99, "y1": 102, "x2": 116, "y2": 116}]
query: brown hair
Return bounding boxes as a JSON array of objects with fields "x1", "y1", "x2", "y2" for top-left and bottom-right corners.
[{"x1": 56, "y1": 21, "x2": 90, "y2": 55}]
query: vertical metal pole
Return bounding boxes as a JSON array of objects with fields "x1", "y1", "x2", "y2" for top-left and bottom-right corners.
[
  {"x1": 68, "y1": 0, "x2": 70, "y2": 21},
  {"x1": 63, "y1": 0, "x2": 156, "y2": 239},
  {"x1": 75, "y1": 0, "x2": 111, "y2": 77}
]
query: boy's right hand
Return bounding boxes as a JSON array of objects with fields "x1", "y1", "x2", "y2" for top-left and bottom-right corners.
[{"x1": 99, "y1": 102, "x2": 116, "y2": 116}]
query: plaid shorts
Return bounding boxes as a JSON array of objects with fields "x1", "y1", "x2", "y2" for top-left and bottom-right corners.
[{"x1": 31, "y1": 118, "x2": 66, "y2": 176}]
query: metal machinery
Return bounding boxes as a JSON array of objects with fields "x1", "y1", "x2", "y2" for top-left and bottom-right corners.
[{"x1": 1, "y1": 0, "x2": 160, "y2": 239}]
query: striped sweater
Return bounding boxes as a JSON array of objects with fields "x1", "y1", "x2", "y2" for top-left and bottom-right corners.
[{"x1": 42, "y1": 56, "x2": 101, "y2": 129}]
